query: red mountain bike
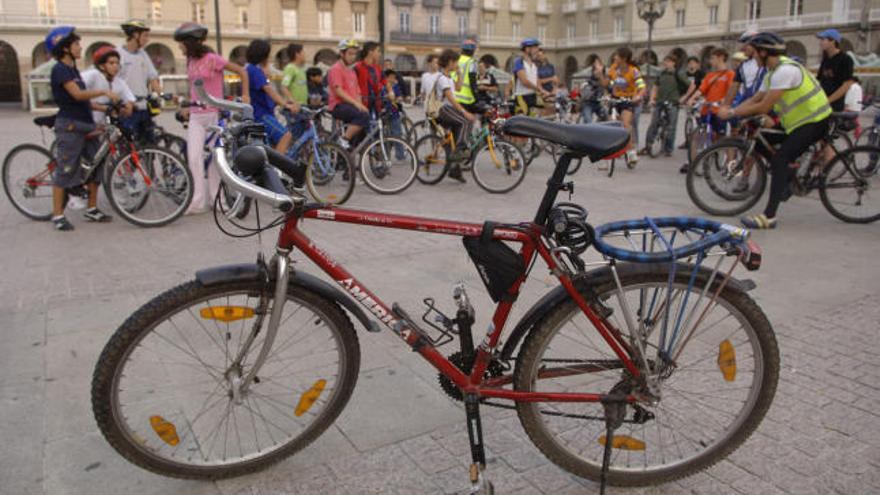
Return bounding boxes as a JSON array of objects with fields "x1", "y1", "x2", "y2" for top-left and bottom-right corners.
[{"x1": 91, "y1": 88, "x2": 778, "y2": 494}]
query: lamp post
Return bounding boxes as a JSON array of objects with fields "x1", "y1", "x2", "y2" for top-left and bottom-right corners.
[
  {"x1": 636, "y1": 0, "x2": 668, "y2": 61},
  {"x1": 214, "y1": 0, "x2": 222, "y2": 54}
]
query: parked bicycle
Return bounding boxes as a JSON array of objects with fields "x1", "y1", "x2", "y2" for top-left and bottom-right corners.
[{"x1": 92, "y1": 91, "x2": 777, "y2": 495}]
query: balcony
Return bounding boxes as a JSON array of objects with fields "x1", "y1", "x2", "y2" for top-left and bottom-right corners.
[
  {"x1": 422, "y1": 0, "x2": 444, "y2": 7},
  {"x1": 554, "y1": 31, "x2": 630, "y2": 48},
  {"x1": 562, "y1": 0, "x2": 577, "y2": 14},
  {"x1": 482, "y1": 0, "x2": 499, "y2": 10},
  {"x1": 584, "y1": 0, "x2": 600, "y2": 9},
  {"x1": 608, "y1": 0, "x2": 625, "y2": 6},
  {"x1": 730, "y1": 9, "x2": 880, "y2": 33},
  {"x1": 391, "y1": 0, "x2": 415, "y2": 5},
  {"x1": 390, "y1": 31, "x2": 478, "y2": 45},
  {"x1": 452, "y1": 0, "x2": 473, "y2": 8},
  {"x1": 510, "y1": 0, "x2": 526, "y2": 13},
  {"x1": 481, "y1": 35, "x2": 557, "y2": 48},
  {"x1": 537, "y1": 0, "x2": 552, "y2": 15}
]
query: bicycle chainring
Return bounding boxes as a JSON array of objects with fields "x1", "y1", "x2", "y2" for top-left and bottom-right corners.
[{"x1": 438, "y1": 351, "x2": 505, "y2": 402}]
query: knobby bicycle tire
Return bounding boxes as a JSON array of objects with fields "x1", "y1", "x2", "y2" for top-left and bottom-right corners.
[
  {"x1": 819, "y1": 145, "x2": 880, "y2": 223},
  {"x1": 358, "y1": 137, "x2": 418, "y2": 195},
  {"x1": 471, "y1": 138, "x2": 527, "y2": 194}
]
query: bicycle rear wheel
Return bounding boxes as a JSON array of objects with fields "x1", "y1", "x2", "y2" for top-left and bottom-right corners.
[
  {"x1": 305, "y1": 142, "x2": 355, "y2": 205},
  {"x1": 92, "y1": 279, "x2": 361, "y2": 479},
  {"x1": 105, "y1": 146, "x2": 193, "y2": 227},
  {"x1": 471, "y1": 138, "x2": 527, "y2": 193},
  {"x1": 2, "y1": 144, "x2": 56, "y2": 221},
  {"x1": 819, "y1": 145, "x2": 880, "y2": 223},
  {"x1": 358, "y1": 137, "x2": 418, "y2": 194},
  {"x1": 414, "y1": 134, "x2": 450, "y2": 185},
  {"x1": 686, "y1": 139, "x2": 767, "y2": 217},
  {"x1": 514, "y1": 268, "x2": 778, "y2": 486}
]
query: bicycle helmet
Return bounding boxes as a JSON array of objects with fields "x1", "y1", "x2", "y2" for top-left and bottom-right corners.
[
  {"x1": 738, "y1": 31, "x2": 758, "y2": 44},
  {"x1": 121, "y1": 19, "x2": 150, "y2": 37},
  {"x1": 520, "y1": 38, "x2": 540, "y2": 49},
  {"x1": 461, "y1": 39, "x2": 477, "y2": 51},
  {"x1": 92, "y1": 45, "x2": 119, "y2": 66},
  {"x1": 750, "y1": 32, "x2": 786, "y2": 54},
  {"x1": 174, "y1": 22, "x2": 208, "y2": 42},
  {"x1": 338, "y1": 39, "x2": 360, "y2": 52},
  {"x1": 45, "y1": 26, "x2": 78, "y2": 57}
]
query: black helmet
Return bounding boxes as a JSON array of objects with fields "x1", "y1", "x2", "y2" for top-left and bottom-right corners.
[
  {"x1": 121, "y1": 19, "x2": 150, "y2": 37},
  {"x1": 750, "y1": 32, "x2": 786, "y2": 54},
  {"x1": 174, "y1": 22, "x2": 208, "y2": 42}
]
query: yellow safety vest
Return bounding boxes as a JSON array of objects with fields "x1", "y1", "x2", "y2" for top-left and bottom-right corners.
[
  {"x1": 452, "y1": 54, "x2": 476, "y2": 105},
  {"x1": 768, "y1": 56, "x2": 832, "y2": 134}
]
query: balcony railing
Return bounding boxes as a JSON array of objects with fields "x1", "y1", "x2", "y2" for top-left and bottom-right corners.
[
  {"x1": 452, "y1": 0, "x2": 473, "y2": 8},
  {"x1": 584, "y1": 0, "x2": 600, "y2": 10},
  {"x1": 537, "y1": 0, "x2": 552, "y2": 14},
  {"x1": 391, "y1": 0, "x2": 415, "y2": 5},
  {"x1": 422, "y1": 0, "x2": 444, "y2": 7},
  {"x1": 390, "y1": 31, "x2": 478, "y2": 44},
  {"x1": 554, "y1": 31, "x2": 630, "y2": 47},
  {"x1": 608, "y1": 0, "x2": 625, "y2": 6},
  {"x1": 510, "y1": 0, "x2": 526, "y2": 13},
  {"x1": 482, "y1": 0, "x2": 499, "y2": 10},
  {"x1": 562, "y1": 0, "x2": 577, "y2": 13},
  {"x1": 730, "y1": 9, "x2": 880, "y2": 32}
]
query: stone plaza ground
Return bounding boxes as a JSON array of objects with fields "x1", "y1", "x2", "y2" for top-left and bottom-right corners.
[{"x1": 0, "y1": 107, "x2": 878, "y2": 494}]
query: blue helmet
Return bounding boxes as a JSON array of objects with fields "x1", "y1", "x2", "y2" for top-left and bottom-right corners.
[
  {"x1": 46, "y1": 26, "x2": 77, "y2": 55},
  {"x1": 521, "y1": 38, "x2": 540, "y2": 49},
  {"x1": 461, "y1": 39, "x2": 477, "y2": 51}
]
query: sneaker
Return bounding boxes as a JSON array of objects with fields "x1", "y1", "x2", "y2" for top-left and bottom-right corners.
[
  {"x1": 67, "y1": 194, "x2": 87, "y2": 211},
  {"x1": 741, "y1": 214, "x2": 777, "y2": 230},
  {"x1": 53, "y1": 215, "x2": 74, "y2": 231},
  {"x1": 626, "y1": 149, "x2": 638, "y2": 164},
  {"x1": 597, "y1": 161, "x2": 610, "y2": 171},
  {"x1": 83, "y1": 207, "x2": 112, "y2": 223}
]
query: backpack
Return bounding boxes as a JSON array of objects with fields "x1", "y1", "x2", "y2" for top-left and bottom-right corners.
[{"x1": 424, "y1": 75, "x2": 442, "y2": 118}]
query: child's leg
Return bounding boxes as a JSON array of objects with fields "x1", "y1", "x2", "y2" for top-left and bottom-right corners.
[{"x1": 53, "y1": 186, "x2": 66, "y2": 217}]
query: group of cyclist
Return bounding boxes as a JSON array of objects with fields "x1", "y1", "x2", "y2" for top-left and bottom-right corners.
[{"x1": 42, "y1": 17, "x2": 856, "y2": 233}]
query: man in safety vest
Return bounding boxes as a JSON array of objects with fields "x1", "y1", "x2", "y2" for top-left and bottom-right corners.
[
  {"x1": 718, "y1": 32, "x2": 832, "y2": 230},
  {"x1": 452, "y1": 39, "x2": 480, "y2": 113}
]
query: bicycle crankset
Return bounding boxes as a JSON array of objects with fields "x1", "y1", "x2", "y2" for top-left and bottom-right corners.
[{"x1": 438, "y1": 351, "x2": 506, "y2": 402}]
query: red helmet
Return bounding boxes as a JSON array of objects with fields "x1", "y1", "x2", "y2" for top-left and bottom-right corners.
[{"x1": 92, "y1": 45, "x2": 119, "y2": 66}]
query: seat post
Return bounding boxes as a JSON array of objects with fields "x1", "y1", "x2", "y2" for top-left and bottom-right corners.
[{"x1": 534, "y1": 153, "x2": 573, "y2": 225}]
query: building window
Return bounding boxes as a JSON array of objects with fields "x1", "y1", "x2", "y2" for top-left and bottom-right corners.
[
  {"x1": 458, "y1": 15, "x2": 469, "y2": 36},
  {"x1": 192, "y1": 2, "x2": 205, "y2": 23},
  {"x1": 590, "y1": 17, "x2": 598, "y2": 40},
  {"x1": 484, "y1": 20, "x2": 494, "y2": 37},
  {"x1": 353, "y1": 12, "x2": 365, "y2": 38},
  {"x1": 613, "y1": 15, "x2": 623, "y2": 38},
  {"x1": 708, "y1": 5, "x2": 718, "y2": 25},
  {"x1": 319, "y1": 10, "x2": 332, "y2": 37},
  {"x1": 747, "y1": 0, "x2": 761, "y2": 21},
  {"x1": 38, "y1": 0, "x2": 57, "y2": 17},
  {"x1": 149, "y1": 0, "x2": 162, "y2": 22},
  {"x1": 675, "y1": 8, "x2": 685, "y2": 27},
  {"x1": 430, "y1": 14, "x2": 440, "y2": 35},
  {"x1": 537, "y1": 24, "x2": 546, "y2": 41},
  {"x1": 399, "y1": 10, "x2": 410, "y2": 33},
  {"x1": 90, "y1": 0, "x2": 108, "y2": 18},
  {"x1": 788, "y1": 0, "x2": 803, "y2": 16},
  {"x1": 512, "y1": 21, "x2": 521, "y2": 39},
  {"x1": 566, "y1": 23, "x2": 575, "y2": 40},
  {"x1": 282, "y1": 9, "x2": 297, "y2": 36},
  {"x1": 238, "y1": 7, "x2": 248, "y2": 29}
]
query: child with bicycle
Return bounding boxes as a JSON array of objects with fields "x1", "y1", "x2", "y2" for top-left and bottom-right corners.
[
  {"x1": 246, "y1": 39, "x2": 299, "y2": 154},
  {"x1": 435, "y1": 49, "x2": 477, "y2": 183},
  {"x1": 682, "y1": 48, "x2": 734, "y2": 173},
  {"x1": 640, "y1": 54, "x2": 689, "y2": 158},
  {"x1": 82, "y1": 47, "x2": 135, "y2": 126},
  {"x1": 175, "y1": 22, "x2": 250, "y2": 215},
  {"x1": 46, "y1": 26, "x2": 119, "y2": 231}
]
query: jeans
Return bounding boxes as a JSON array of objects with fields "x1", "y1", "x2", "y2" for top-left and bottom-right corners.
[
  {"x1": 580, "y1": 101, "x2": 596, "y2": 123},
  {"x1": 632, "y1": 104, "x2": 642, "y2": 147},
  {"x1": 388, "y1": 113, "x2": 405, "y2": 159},
  {"x1": 644, "y1": 103, "x2": 679, "y2": 153}
]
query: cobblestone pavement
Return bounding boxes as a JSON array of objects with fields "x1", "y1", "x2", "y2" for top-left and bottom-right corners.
[{"x1": 0, "y1": 107, "x2": 878, "y2": 494}]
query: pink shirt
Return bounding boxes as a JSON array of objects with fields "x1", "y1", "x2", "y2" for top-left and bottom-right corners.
[
  {"x1": 187, "y1": 52, "x2": 227, "y2": 114},
  {"x1": 327, "y1": 61, "x2": 361, "y2": 111}
]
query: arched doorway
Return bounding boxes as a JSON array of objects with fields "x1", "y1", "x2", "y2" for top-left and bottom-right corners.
[
  {"x1": 146, "y1": 43, "x2": 175, "y2": 74},
  {"x1": 394, "y1": 53, "x2": 417, "y2": 72},
  {"x1": 699, "y1": 45, "x2": 716, "y2": 71},
  {"x1": 32, "y1": 42, "x2": 50, "y2": 69},
  {"x1": 564, "y1": 56, "x2": 578, "y2": 88},
  {"x1": 85, "y1": 41, "x2": 114, "y2": 66},
  {"x1": 230, "y1": 45, "x2": 248, "y2": 67},
  {"x1": 841, "y1": 37, "x2": 854, "y2": 54},
  {"x1": 313, "y1": 48, "x2": 338, "y2": 67},
  {"x1": 0, "y1": 41, "x2": 21, "y2": 102},
  {"x1": 785, "y1": 40, "x2": 807, "y2": 63}
]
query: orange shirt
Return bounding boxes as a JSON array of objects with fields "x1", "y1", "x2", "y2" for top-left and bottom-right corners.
[{"x1": 699, "y1": 69, "x2": 734, "y2": 114}]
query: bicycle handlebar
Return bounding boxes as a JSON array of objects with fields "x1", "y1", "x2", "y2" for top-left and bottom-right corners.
[
  {"x1": 213, "y1": 145, "x2": 303, "y2": 212},
  {"x1": 194, "y1": 79, "x2": 254, "y2": 121}
]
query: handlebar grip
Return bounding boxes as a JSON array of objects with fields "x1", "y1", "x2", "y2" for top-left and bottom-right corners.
[{"x1": 548, "y1": 207, "x2": 568, "y2": 234}]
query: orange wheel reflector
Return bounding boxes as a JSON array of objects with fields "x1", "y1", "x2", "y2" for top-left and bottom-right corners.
[
  {"x1": 149, "y1": 416, "x2": 180, "y2": 446},
  {"x1": 717, "y1": 339, "x2": 737, "y2": 382},
  {"x1": 598, "y1": 435, "x2": 646, "y2": 451},
  {"x1": 295, "y1": 379, "x2": 327, "y2": 417},
  {"x1": 199, "y1": 306, "x2": 255, "y2": 323}
]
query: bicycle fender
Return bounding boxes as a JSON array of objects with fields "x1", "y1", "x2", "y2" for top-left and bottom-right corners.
[
  {"x1": 195, "y1": 264, "x2": 380, "y2": 334},
  {"x1": 499, "y1": 263, "x2": 755, "y2": 361}
]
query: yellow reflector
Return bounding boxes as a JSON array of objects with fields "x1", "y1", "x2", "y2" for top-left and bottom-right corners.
[
  {"x1": 295, "y1": 379, "x2": 326, "y2": 417},
  {"x1": 717, "y1": 339, "x2": 737, "y2": 382},
  {"x1": 199, "y1": 306, "x2": 255, "y2": 323},
  {"x1": 598, "y1": 435, "x2": 646, "y2": 451},
  {"x1": 149, "y1": 416, "x2": 180, "y2": 446}
]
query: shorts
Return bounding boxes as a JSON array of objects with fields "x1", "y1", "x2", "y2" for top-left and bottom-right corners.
[
  {"x1": 259, "y1": 114, "x2": 289, "y2": 146},
  {"x1": 707, "y1": 113, "x2": 729, "y2": 135},
  {"x1": 514, "y1": 94, "x2": 538, "y2": 115},
  {"x1": 613, "y1": 100, "x2": 636, "y2": 114},
  {"x1": 53, "y1": 117, "x2": 98, "y2": 188},
  {"x1": 331, "y1": 103, "x2": 371, "y2": 128}
]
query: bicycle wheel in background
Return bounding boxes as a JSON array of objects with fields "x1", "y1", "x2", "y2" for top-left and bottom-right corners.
[
  {"x1": 305, "y1": 141, "x2": 355, "y2": 205},
  {"x1": 471, "y1": 138, "x2": 527, "y2": 193},
  {"x1": 91, "y1": 280, "x2": 361, "y2": 479},
  {"x1": 686, "y1": 139, "x2": 767, "y2": 217},
  {"x1": 688, "y1": 128, "x2": 711, "y2": 164},
  {"x1": 856, "y1": 126, "x2": 879, "y2": 147},
  {"x1": 358, "y1": 137, "x2": 418, "y2": 194},
  {"x1": 514, "y1": 269, "x2": 778, "y2": 486},
  {"x1": 156, "y1": 132, "x2": 187, "y2": 160},
  {"x1": 647, "y1": 122, "x2": 667, "y2": 158},
  {"x1": 414, "y1": 134, "x2": 450, "y2": 185},
  {"x1": 2, "y1": 144, "x2": 56, "y2": 221},
  {"x1": 819, "y1": 145, "x2": 880, "y2": 223},
  {"x1": 105, "y1": 146, "x2": 193, "y2": 227}
]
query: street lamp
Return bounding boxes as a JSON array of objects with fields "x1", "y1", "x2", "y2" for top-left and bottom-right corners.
[{"x1": 636, "y1": 0, "x2": 668, "y2": 62}]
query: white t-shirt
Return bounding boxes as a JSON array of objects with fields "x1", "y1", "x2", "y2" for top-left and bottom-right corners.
[
  {"x1": 434, "y1": 73, "x2": 455, "y2": 107},
  {"x1": 421, "y1": 71, "x2": 441, "y2": 99},
  {"x1": 117, "y1": 45, "x2": 159, "y2": 99},
  {"x1": 513, "y1": 57, "x2": 538, "y2": 96},
  {"x1": 761, "y1": 64, "x2": 803, "y2": 92},
  {"x1": 845, "y1": 83, "x2": 863, "y2": 112},
  {"x1": 81, "y1": 68, "x2": 136, "y2": 123}
]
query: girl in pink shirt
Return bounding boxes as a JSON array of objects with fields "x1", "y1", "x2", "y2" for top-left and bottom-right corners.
[{"x1": 174, "y1": 22, "x2": 249, "y2": 214}]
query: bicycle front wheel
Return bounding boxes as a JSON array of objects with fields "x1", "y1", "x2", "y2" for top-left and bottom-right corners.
[
  {"x1": 2, "y1": 144, "x2": 56, "y2": 221},
  {"x1": 471, "y1": 138, "x2": 527, "y2": 193},
  {"x1": 686, "y1": 139, "x2": 767, "y2": 217},
  {"x1": 92, "y1": 279, "x2": 361, "y2": 479},
  {"x1": 105, "y1": 146, "x2": 193, "y2": 227},
  {"x1": 358, "y1": 137, "x2": 418, "y2": 194},
  {"x1": 305, "y1": 142, "x2": 355, "y2": 205},
  {"x1": 414, "y1": 134, "x2": 450, "y2": 185},
  {"x1": 819, "y1": 145, "x2": 880, "y2": 223},
  {"x1": 514, "y1": 268, "x2": 778, "y2": 486}
]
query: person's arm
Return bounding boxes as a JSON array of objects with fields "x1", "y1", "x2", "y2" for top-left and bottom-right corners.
[
  {"x1": 680, "y1": 80, "x2": 696, "y2": 103},
  {"x1": 142, "y1": 52, "x2": 161, "y2": 94},
  {"x1": 828, "y1": 79, "x2": 854, "y2": 105},
  {"x1": 444, "y1": 87, "x2": 474, "y2": 122},
  {"x1": 224, "y1": 61, "x2": 250, "y2": 104},
  {"x1": 63, "y1": 80, "x2": 115, "y2": 102},
  {"x1": 263, "y1": 82, "x2": 298, "y2": 112},
  {"x1": 724, "y1": 89, "x2": 780, "y2": 119},
  {"x1": 280, "y1": 65, "x2": 295, "y2": 102},
  {"x1": 516, "y1": 69, "x2": 542, "y2": 93}
]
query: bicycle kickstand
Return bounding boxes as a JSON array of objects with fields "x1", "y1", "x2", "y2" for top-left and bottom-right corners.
[
  {"x1": 464, "y1": 394, "x2": 493, "y2": 495},
  {"x1": 599, "y1": 392, "x2": 627, "y2": 495}
]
